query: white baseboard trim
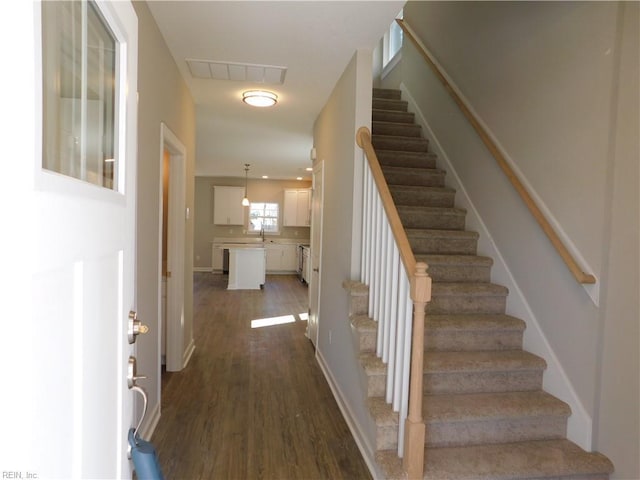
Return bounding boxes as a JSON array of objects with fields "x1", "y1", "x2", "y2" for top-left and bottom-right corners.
[
  {"x1": 182, "y1": 338, "x2": 195, "y2": 369},
  {"x1": 193, "y1": 267, "x2": 212, "y2": 273},
  {"x1": 401, "y1": 83, "x2": 593, "y2": 451},
  {"x1": 315, "y1": 349, "x2": 383, "y2": 480},
  {"x1": 140, "y1": 400, "x2": 161, "y2": 441}
]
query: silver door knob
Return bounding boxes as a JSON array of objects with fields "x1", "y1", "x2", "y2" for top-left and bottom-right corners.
[{"x1": 128, "y1": 310, "x2": 149, "y2": 344}]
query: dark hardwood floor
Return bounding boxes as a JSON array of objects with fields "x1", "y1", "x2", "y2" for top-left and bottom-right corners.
[{"x1": 152, "y1": 273, "x2": 372, "y2": 480}]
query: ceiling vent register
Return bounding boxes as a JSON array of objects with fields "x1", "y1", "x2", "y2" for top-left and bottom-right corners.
[{"x1": 186, "y1": 59, "x2": 287, "y2": 84}]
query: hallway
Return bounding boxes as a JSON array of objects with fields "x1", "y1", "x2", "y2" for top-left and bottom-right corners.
[{"x1": 152, "y1": 273, "x2": 372, "y2": 479}]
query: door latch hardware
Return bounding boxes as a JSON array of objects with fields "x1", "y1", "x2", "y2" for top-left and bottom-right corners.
[
  {"x1": 128, "y1": 310, "x2": 149, "y2": 344},
  {"x1": 127, "y1": 356, "x2": 147, "y2": 389}
]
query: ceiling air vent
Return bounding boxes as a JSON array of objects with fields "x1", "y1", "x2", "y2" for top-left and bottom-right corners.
[{"x1": 186, "y1": 59, "x2": 287, "y2": 85}]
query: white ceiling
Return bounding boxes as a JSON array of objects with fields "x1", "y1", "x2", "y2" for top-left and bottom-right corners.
[{"x1": 146, "y1": 1, "x2": 405, "y2": 180}]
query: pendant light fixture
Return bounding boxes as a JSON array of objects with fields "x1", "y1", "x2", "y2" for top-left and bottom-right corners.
[{"x1": 242, "y1": 164, "x2": 250, "y2": 206}]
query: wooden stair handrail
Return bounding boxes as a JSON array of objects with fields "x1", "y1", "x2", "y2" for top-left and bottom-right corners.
[
  {"x1": 397, "y1": 19, "x2": 596, "y2": 285},
  {"x1": 357, "y1": 126, "x2": 417, "y2": 276}
]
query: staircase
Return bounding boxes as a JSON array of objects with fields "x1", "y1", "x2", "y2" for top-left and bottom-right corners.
[{"x1": 350, "y1": 88, "x2": 614, "y2": 479}]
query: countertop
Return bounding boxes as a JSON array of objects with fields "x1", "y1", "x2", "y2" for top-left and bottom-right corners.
[{"x1": 212, "y1": 237, "x2": 310, "y2": 246}]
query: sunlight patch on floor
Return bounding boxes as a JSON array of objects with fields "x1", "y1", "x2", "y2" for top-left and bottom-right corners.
[
  {"x1": 298, "y1": 312, "x2": 308, "y2": 321},
  {"x1": 251, "y1": 314, "x2": 296, "y2": 329}
]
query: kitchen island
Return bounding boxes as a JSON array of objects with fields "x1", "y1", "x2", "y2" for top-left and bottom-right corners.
[{"x1": 227, "y1": 246, "x2": 266, "y2": 290}]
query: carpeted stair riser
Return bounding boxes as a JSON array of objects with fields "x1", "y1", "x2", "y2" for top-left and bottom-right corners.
[
  {"x1": 383, "y1": 166, "x2": 446, "y2": 187},
  {"x1": 372, "y1": 98, "x2": 409, "y2": 112},
  {"x1": 350, "y1": 314, "x2": 376, "y2": 353},
  {"x1": 352, "y1": 313, "x2": 526, "y2": 356},
  {"x1": 389, "y1": 185, "x2": 455, "y2": 208},
  {"x1": 426, "y1": 283, "x2": 508, "y2": 315},
  {"x1": 425, "y1": 315, "x2": 525, "y2": 351},
  {"x1": 373, "y1": 135, "x2": 429, "y2": 152},
  {"x1": 398, "y1": 206, "x2": 466, "y2": 230},
  {"x1": 378, "y1": 150, "x2": 438, "y2": 169},
  {"x1": 417, "y1": 254, "x2": 492, "y2": 283},
  {"x1": 424, "y1": 351, "x2": 546, "y2": 395},
  {"x1": 373, "y1": 109, "x2": 415, "y2": 124},
  {"x1": 424, "y1": 391, "x2": 569, "y2": 448},
  {"x1": 377, "y1": 439, "x2": 613, "y2": 480},
  {"x1": 362, "y1": 350, "x2": 545, "y2": 398},
  {"x1": 369, "y1": 391, "x2": 570, "y2": 451},
  {"x1": 407, "y1": 229, "x2": 480, "y2": 255},
  {"x1": 373, "y1": 88, "x2": 402, "y2": 100},
  {"x1": 373, "y1": 121, "x2": 423, "y2": 138}
]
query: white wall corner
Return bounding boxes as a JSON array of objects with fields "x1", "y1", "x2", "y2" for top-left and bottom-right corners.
[{"x1": 401, "y1": 82, "x2": 594, "y2": 450}]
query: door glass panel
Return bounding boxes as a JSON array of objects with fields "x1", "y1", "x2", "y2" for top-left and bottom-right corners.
[{"x1": 42, "y1": 1, "x2": 118, "y2": 189}]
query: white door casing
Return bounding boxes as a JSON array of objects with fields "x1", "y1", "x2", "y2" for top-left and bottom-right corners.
[
  {"x1": 308, "y1": 161, "x2": 324, "y2": 347},
  {"x1": 0, "y1": 2, "x2": 139, "y2": 478},
  {"x1": 159, "y1": 123, "x2": 192, "y2": 374}
]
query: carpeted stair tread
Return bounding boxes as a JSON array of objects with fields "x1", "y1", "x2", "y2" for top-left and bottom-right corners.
[
  {"x1": 383, "y1": 166, "x2": 446, "y2": 188},
  {"x1": 407, "y1": 228, "x2": 480, "y2": 255},
  {"x1": 425, "y1": 314, "x2": 525, "y2": 351},
  {"x1": 431, "y1": 282, "x2": 508, "y2": 297},
  {"x1": 368, "y1": 396, "x2": 399, "y2": 426},
  {"x1": 373, "y1": 134, "x2": 430, "y2": 152},
  {"x1": 418, "y1": 254, "x2": 493, "y2": 267},
  {"x1": 368, "y1": 390, "x2": 568, "y2": 427},
  {"x1": 417, "y1": 254, "x2": 492, "y2": 282},
  {"x1": 377, "y1": 150, "x2": 438, "y2": 169},
  {"x1": 360, "y1": 351, "x2": 386, "y2": 374},
  {"x1": 372, "y1": 108, "x2": 415, "y2": 124},
  {"x1": 424, "y1": 390, "x2": 570, "y2": 422},
  {"x1": 426, "y1": 314, "x2": 525, "y2": 333},
  {"x1": 398, "y1": 206, "x2": 466, "y2": 230},
  {"x1": 373, "y1": 88, "x2": 402, "y2": 100},
  {"x1": 372, "y1": 120, "x2": 422, "y2": 137},
  {"x1": 372, "y1": 97, "x2": 408, "y2": 112},
  {"x1": 425, "y1": 350, "x2": 546, "y2": 373},
  {"x1": 377, "y1": 439, "x2": 614, "y2": 480},
  {"x1": 423, "y1": 391, "x2": 570, "y2": 447},
  {"x1": 389, "y1": 185, "x2": 456, "y2": 208},
  {"x1": 350, "y1": 314, "x2": 377, "y2": 352},
  {"x1": 350, "y1": 313, "x2": 376, "y2": 332}
]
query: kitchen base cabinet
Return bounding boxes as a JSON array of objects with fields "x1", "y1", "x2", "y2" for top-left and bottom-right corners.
[{"x1": 265, "y1": 244, "x2": 298, "y2": 273}]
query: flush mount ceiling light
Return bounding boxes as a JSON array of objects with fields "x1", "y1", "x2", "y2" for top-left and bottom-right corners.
[{"x1": 242, "y1": 90, "x2": 278, "y2": 107}]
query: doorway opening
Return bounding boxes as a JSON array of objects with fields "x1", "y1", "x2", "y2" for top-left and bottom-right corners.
[{"x1": 159, "y1": 123, "x2": 192, "y2": 374}]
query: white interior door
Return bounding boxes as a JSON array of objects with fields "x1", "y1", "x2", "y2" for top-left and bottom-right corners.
[
  {"x1": 0, "y1": 2, "x2": 138, "y2": 478},
  {"x1": 308, "y1": 161, "x2": 324, "y2": 346}
]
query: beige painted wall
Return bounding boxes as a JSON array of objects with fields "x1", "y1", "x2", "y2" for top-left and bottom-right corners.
[
  {"x1": 132, "y1": 0, "x2": 196, "y2": 431},
  {"x1": 398, "y1": 1, "x2": 638, "y2": 477},
  {"x1": 593, "y1": 2, "x2": 639, "y2": 476},
  {"x1": 193, "y1": 177, "x2": 311, "y2": 269},
  {"x1": 313, "y1": 50, "x2": 379, "y2": 467}
]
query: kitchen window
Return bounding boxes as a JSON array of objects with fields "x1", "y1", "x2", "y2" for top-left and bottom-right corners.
[{"x1": 248, "y1": 202, "x2": 279, "y2": 233}]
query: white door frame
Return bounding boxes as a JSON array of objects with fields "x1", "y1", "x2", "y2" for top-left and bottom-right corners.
[
  {"x1": 308, "y1": 160, "x2": 324, "y2": 347},
  {"x1": 158, "y1": 123, "x2": 189, "y2": 372}
]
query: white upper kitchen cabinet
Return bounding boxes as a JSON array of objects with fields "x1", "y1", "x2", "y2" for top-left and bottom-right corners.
[
  {"x1": 214, "y1": 186, "x2": 245, "y2": 225},
  {"x1": 283, "y1": 189, "x2": 311, "y2": 227}
]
